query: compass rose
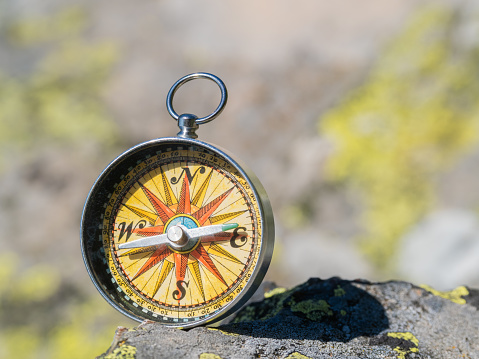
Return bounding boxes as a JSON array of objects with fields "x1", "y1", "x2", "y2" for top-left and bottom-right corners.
[{"x1": 113, "y1": 163, "x2": 251, "y2": 306}]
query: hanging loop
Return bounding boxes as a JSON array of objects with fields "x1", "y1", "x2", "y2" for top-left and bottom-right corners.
[{"x1": 166, "y1": 72, "x2": 228, "y2": 125}]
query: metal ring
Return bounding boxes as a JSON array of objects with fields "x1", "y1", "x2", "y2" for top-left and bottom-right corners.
[{"x1": 166, "y1": 72, "x2": 228, "y2": 125}]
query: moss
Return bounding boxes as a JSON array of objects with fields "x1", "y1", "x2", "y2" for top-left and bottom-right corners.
[
  {"x1": 233, "y1": 280, "x2": 354, "y2": 324},
  {"x1": 232, "y1": 303, "x2": 260, "y2": 323},
  {"x1": 419, "y1": 284, "x2": 469, "y2": 305},
  {"x1": 291, "y1": 299, "x2": 333, "y2": 321},
  {"x1": 334, "y1": 285, "x2": 346, "y2": 297},
  {"x1": 233, "y1": 287, "x2": 294, "y2": 323}
]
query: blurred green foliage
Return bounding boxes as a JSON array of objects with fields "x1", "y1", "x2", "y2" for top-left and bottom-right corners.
[
  {"x1": 0, "y1": 7, "x2": 118, "y2": 159},
  {"x1": 321, "y1": 6, "x2": 479, "y2": 270},
  {"x1": 0, "y1": 7, "x2": 120, "y2": 358},
  {"x1": 0, "y1": 252, "x2": 116, "y2": 359}
]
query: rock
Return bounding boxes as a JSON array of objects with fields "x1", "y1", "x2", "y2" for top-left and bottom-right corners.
[{"x1": 98, "y1": 277, "x2": 479, "y2": 359}]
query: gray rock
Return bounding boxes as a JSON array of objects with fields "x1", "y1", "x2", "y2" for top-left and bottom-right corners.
[{"x1": 98, "y1": 277, "x2": 479, "y2": 359}]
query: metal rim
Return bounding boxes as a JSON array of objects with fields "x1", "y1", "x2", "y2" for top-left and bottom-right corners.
[
  {"x1": 166, "y1": 72, "x2": 228, "y2": 125},
  {"x1": 80, "y1": 137, "x2": 274, "y2": 328}
]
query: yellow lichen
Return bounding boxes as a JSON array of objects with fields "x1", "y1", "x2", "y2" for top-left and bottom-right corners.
[
  {"x1": 103, "y1": 345, "x2": 137, "y2": 359},
  {"x1": 207, "y1": 328, "x2": 240, "y2": 337},
  {"x1": 320, "y1": 5, "x2": 479, "y2": 271},
  {"x1": 291, "y1": 299, "x2": 332, "y2": 321},
  {"x1": 264, "y1": 287, "x2": 287, "y2": 298},
  {"x1": 419, "y1": 284, "x2": 469, "y2": 304},
  {"x1": 285, "y1": 352, "x2": 313, "y2": 359},
  {"x1": 199, "y1": 353, "x2": 223, "y2": 359},
  {"x1": 3, "y1": 326, "x2": 41, "y2": 359},
  {"x1": 0, "y1": 7, "x2": 118, "y2": 157},
  {"x1": 387, "y1": 332, "x2": 419, "y2": 359},
  {"x1": 10, "y1": 264, "x2": 61, "y2": 303}
]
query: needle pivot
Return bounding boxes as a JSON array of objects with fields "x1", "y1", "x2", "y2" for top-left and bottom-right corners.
[{"x1": 167, "y1": 225, "x2": 188, "y2": 245}]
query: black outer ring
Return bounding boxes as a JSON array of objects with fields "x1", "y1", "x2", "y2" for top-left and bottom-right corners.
[{"x1": 80, "y1": 137, "x2": 274, "y2": 328}]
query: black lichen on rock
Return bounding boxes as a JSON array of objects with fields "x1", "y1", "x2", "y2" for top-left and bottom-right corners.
[{"x1": 224, "y1": 277, "x2": 389, "y2": 341}]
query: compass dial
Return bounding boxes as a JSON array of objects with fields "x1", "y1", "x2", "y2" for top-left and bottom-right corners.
[{"x1": 81, "y1": 138, "x2": 273, "y2": 327}]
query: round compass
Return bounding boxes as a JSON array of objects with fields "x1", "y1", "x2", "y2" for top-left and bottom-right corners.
[{"x1": 81, "y1": 73, "x2": 274, "y2": 328}]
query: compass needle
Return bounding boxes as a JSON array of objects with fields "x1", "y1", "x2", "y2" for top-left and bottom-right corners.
[
  {"x1": 118, "y1": 233, "x2": 169, "y2": 249},
  {"x1": 81, "y1": 72, "x2": 274, "y2": 327},
  {"x1": 119, "y1": 223, "x2": 238, "y2": 249},
  {"x1": 183, "y1": 223, "x2": 238, "y2": 238}
]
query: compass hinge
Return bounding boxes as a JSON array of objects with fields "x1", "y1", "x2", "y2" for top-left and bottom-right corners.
[{"x1": 177, "y1": 114, "x2": 199, "y2": 139}]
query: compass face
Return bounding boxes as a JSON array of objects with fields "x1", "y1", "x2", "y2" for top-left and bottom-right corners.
[{"x1": 81, "y1": 138, "x2": 274, "y2": 327}]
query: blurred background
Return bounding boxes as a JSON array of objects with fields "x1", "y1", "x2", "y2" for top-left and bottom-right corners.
[{"x1": 1, "y1": 0, "x2": 479, "y2": 357}]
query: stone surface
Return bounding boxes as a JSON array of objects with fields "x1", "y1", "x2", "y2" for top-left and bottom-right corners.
[{"x1": 98, "y1": 277, "x2": 479, "y2": 359}]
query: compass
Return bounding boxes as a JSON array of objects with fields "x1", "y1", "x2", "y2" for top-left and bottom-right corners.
[{"x1": 81, "y1": 73, "x2": 274, "y2": 328}]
